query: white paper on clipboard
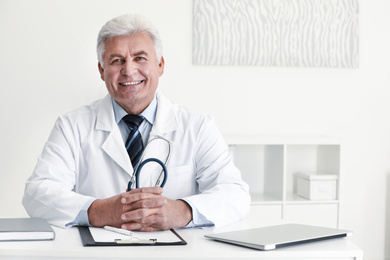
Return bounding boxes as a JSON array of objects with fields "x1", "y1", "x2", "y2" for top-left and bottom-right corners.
[{"x1": 89, "y1": 227, "x2": 182, "y2": 243}]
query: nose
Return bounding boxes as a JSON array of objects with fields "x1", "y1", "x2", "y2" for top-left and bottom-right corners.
[{"x1": 120, "y1": 61, "x2": 136, "y2": 76}]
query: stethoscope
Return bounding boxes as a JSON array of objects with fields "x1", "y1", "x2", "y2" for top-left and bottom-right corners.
[{"x1": 127, "y1": 135, "x2": 171, "y2": 191}]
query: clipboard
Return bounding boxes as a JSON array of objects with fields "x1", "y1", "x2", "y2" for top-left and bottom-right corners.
[{"x1": 78, "y1": 226, "x2": 187, "y2": 246}]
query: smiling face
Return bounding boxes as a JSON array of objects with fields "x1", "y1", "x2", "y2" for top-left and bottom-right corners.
[{"x1": 98, "y1": 32, "x2": 164, "y2": 114}]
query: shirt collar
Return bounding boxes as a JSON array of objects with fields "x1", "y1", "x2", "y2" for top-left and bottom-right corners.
[{"x1": 112, "y1": 94, "x2": 157, "y2": 125}]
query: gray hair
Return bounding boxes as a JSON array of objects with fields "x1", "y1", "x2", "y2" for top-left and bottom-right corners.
[{"x1": 97, "y1": 14, "x2": 163, "y2": 67}]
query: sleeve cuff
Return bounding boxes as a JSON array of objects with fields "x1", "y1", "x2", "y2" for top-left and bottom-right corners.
[
  {"x1": 181, "y1": 199, "x2": 214, "y2": 228},
  {"x1": 65, "y1": 198, "x2": 96, "y2": 228}
]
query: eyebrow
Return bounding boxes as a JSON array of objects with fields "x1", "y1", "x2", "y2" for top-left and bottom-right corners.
[
  {"x1": 107, "y1": 51, "x2": 149, "y2": 61},
  {"x1": 108, "y1": 53, "x2": 125, "y2": 60},
  {"x1": 132, "y1": 51, "x2": 149, "y2": 57}
]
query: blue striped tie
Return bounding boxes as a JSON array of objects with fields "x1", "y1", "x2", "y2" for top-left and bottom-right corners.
[{"x1": 123, "y1": 114, "x2": 145, "y2": 168}]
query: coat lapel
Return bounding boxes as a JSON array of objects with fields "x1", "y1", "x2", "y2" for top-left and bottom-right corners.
[
  {"x1": 152, "y1": 91, "x2": 177, "y2": 136},
  {"x1": 96, "y1": 95, "x2": 133, "y2": 176}
]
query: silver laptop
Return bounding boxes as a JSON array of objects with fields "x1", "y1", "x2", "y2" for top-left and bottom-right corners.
[{"x1": 205, "y1": 223, "x2": 352, "y2": 250}]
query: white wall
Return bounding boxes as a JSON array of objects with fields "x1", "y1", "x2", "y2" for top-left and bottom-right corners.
[{"x1": 0, "y1": 0, "x2": 389, "y2": 259}]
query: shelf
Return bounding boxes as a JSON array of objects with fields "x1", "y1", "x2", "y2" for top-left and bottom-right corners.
[
  {"x1": 250, "y1": 192, "x2": 339, "y2": 205},
  {"x1": 224, "y1": 134, "x2": 340, "y2": 145},
  {"x1": 250, "y1": 193, "x2": 283, "y2": 205},
  {"x1": 285, "y1": 192, "x2": 339, "y2": 205},
  {"x1": 226, "y1": 135, "x2": 341, "y2": 227}
]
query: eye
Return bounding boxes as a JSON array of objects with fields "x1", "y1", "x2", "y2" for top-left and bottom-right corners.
[
  {"x1": 111, "y1": 58, "x2": 124, "y2": 65},
  {"x1": 134, "y1": 56, "x2": 146, "y2": 62}
]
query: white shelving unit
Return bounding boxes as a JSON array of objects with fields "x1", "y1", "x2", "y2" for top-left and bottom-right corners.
[{"x1": 225, "y1": 135, "x2": 341, "y2": 228}]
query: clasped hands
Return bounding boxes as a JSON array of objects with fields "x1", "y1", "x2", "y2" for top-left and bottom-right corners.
[{"x1": 88, "y1": 186, "x2": 192, "y2": 232}]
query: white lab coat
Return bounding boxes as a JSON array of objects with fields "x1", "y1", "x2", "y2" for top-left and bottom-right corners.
[{"x1": 22, "y1": 91, "x2": 250, "y2": 228}]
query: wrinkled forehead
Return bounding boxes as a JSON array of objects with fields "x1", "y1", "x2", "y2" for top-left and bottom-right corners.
[{"x1": 103, "y1": 33, "x2": 157, "y2": 59}]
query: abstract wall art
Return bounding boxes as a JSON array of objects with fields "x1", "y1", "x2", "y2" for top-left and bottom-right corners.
[{"x1": 193, "y1": 0, "x2": 359, "y2": 67}]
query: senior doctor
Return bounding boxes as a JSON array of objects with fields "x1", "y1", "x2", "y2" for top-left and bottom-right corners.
[{"x1": 23, "y1": 14, "x2": 250, "y2": 232}]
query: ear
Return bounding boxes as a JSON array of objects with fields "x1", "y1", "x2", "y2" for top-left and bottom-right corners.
[
  {"x1": 158, "y1": 57, "x2": 165, "y2": 77},
  {"x1": 98, "y1": 62, "x2": 105, "y2": 81}
]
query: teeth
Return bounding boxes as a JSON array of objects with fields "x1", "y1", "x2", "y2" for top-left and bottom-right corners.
[{"x1": 119, "y1": 80, "x2": 144, "y2": 86}]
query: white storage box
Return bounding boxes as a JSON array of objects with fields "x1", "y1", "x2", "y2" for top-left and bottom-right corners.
[{"x1": 296, "y1": 172, "x2": 338, "y2": 200}]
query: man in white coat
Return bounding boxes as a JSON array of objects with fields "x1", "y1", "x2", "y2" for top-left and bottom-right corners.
[{"x1": 22, "y1": 14, "x2": 250, "y2": 231}]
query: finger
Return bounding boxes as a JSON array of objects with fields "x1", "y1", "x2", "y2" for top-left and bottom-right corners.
[
  {"x1": 121, "y1": 207, "x2": 161, "y2": 222},
  {"x1": 128, "y1": 186, "x2": 163, "y2": 195},
  {"x1": 121, "y1": 191, "x2": 165, "y2": 206},
  {"x1": 120, "y1": 192, "x2": 155, "y2": 205},
  {"x1": 121, "y1": 222, "x2": 159, "y2": 232},
  {"x1": 122, "y1": 197, "x2": 167, "y2": 212},
  {"x1": 121, "y1": 208, "x2": 168, "y2": 230},
  {"x1": 138, "y1": 226, "x2": 160, "y2": 232},
  {"x1": 121, "y1": 214, "x2": 165, "y2": 231},
  {"x1": 121, "y1": 222, "x2": 142, "y2": 231}
]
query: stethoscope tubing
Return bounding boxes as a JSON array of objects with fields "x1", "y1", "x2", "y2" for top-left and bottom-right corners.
[
  {"x1": 127, "y1": 135, "x2": 171, "y2": 191},
  {"x1": 134, "y1": 158, "x2": 168, "y2": 190}
]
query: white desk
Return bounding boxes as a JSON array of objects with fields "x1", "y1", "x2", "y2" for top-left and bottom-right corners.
[{"x1": 0, "y1": 220, "x2": 363, "y2": 260}]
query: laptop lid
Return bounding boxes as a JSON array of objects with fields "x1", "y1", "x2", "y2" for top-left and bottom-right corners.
[{"x1": 205, "y1": 224, "x2": 352, "y2": 250}]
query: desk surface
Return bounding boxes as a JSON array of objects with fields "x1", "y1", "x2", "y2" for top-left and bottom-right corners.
[{"x1": 0, "y1": 220, "x2": 363, "y2": 260}]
